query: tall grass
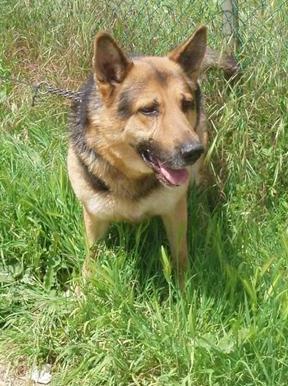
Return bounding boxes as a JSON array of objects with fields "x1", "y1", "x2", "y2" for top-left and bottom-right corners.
[{"x1": 0, "y1": 0, "x2": 288, "y2": 384}]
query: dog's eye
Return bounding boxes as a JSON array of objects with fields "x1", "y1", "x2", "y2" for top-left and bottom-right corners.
[
  {"x1": 139, "y1": 105, "x2": 159, "y2": 116},
  {"x1": 182, "y1": 99, "x2": 195, "y2": 112}
]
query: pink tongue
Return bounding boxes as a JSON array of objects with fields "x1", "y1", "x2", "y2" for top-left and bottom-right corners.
[{"x1": 158, "y1": 164, "x2": 189, "y2": 186}]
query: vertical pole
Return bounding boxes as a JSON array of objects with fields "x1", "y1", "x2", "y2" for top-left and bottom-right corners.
[{"x1": 222, "y1": 0, "x2": 239, "y2": 52}]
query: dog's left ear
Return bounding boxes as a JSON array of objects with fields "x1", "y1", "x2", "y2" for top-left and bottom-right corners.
[
  {"x1": 93, "y1": 32, "x2": 133, "y2": 100},
  {"x1": 168, "y1": 26, "x2": 207, "y2": 80}
]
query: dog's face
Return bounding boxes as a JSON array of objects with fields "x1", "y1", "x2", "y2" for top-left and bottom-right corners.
[{"x1": 90, "y1": 27, "x2": 207, "y2": 186}]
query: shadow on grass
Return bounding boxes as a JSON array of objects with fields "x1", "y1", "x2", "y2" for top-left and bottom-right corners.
[{"x1": 101, "y1": 181, "x2": 244, "y2": 307}]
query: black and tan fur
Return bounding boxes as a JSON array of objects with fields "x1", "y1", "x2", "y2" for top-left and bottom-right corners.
[{"x1": 68, "y1": 26, "x2": 238, "y2": 285}]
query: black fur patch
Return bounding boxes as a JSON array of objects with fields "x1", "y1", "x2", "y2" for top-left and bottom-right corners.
[
  {"x1": 117, "y1": 88, "x2": 134, "y2": 118},
  {"x1": 141, "y1": 59, "x2": 168, "y2": 85},
  {"x1": 150, "y1": 67, "x2": 168, "y2": 85},
  {"x1": 69, "y1": 74, "x2": 101, "y2": 157},
  {"x1": 194, "y1": 83, "x2": 202, "y2": 129},
  {"x1": 133, "y1": 175, "x2": 160, "y2": 200},
  {"x1": 69, "y1": 75, "x2": 109, "y2": 192},
  {"x1": 77, "y1": 155, "x2": 109, "y2": 192}
]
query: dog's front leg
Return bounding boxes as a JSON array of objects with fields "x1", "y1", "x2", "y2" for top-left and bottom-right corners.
[
  {"x1": 82, "y1": 207, "x2": 109, "y2": 279},
  {"x1": 161, "y1": 194, "x2": 188, "y2": 287}
]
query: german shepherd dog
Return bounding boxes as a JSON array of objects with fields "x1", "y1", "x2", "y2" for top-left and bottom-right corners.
[{"x1": 68, "y1": 26, "x2": 238, "y2": 286}]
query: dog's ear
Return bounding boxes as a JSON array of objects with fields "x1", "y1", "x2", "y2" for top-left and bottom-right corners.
[
  {"x1": 168, "y1": 26, "x2": 207, "y2": 80},
  {"x1": 93, "y1": 32, "x2": 133, "y2": 99}
]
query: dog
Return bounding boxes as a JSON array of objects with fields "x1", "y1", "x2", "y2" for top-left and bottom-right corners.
[{"x1": 67, "y1": 26, "x2": 238, "y2": 286}]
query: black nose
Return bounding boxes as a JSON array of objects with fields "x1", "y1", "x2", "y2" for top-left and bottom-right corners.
[{"x1": 180, "y1": 142, "x2": 204, "y2": 165}]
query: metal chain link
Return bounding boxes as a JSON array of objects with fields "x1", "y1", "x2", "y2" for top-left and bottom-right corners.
[
  {"x1": 32, "y1": 82, "x2": 83, "y2": 105},
  {"x1": 0, "y1": 75, "x2": 83, "y2": 106},
  {"x1": 31, "y1": 82, "x2": 83, "y2": 106}
]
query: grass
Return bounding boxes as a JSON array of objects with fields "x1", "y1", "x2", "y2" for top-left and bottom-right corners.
[{"x1": 0, "y1": 0, "x2": 288, "y2": 384}]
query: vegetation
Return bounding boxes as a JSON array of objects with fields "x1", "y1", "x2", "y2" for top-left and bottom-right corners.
[{"x1": 0, "y1": 1, "x2": 287, "y2": 384}]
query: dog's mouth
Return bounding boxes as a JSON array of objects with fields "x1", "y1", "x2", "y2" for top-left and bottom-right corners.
[{"x1": 139, "y1": 148, "x2": 189, "y2": 187}]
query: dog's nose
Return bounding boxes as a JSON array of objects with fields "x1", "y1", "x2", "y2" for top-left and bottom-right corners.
[{"x1": 180, "y1": 142, "x2": 204, "y2": 165}]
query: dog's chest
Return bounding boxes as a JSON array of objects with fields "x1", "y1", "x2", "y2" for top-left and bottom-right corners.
[
  {"x1": 86, "y1": 185, "x2": 187, "y2": 222},
  {"x1": 68, "y1": 146, "x2": 191, "y2": 222}
]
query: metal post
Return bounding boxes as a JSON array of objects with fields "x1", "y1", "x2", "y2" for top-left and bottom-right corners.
[{"x1": 221, "y1": 0, "x2": 239, "y2": 52}]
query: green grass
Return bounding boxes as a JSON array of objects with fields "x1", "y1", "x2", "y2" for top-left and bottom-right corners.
[{"x1": 1, "y1": 0, "x2": 288, "y2": 384}]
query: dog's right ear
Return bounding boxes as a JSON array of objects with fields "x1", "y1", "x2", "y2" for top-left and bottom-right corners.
[{"x1": 93, "y1": 32, "x2": 133, "y2": 100}]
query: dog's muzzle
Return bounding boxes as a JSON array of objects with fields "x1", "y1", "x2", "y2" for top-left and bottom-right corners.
[{"x1": 137, "y1": 141, "x2": 204, "y2": 187}]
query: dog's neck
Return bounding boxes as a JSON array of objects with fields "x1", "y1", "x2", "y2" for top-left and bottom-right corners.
[{"x1": 74, "y1": 144, "x2": 160, "y2": 200}]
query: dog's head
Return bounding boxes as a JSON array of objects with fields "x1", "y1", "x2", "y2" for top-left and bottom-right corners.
[{"x1": 90, "y1": 26, "x2": 207, "y2": 187}]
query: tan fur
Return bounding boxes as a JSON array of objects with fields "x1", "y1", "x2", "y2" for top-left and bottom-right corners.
[{"x1": 67, "y1": 26, "x2": 238, "y2": 287}]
